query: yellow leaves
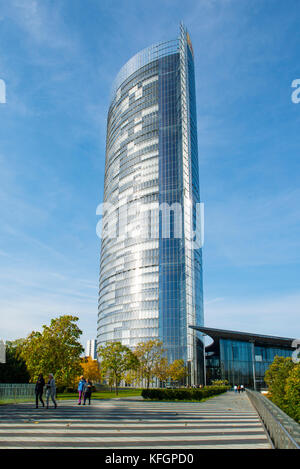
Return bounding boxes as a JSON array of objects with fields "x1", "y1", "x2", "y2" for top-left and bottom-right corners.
[
  {"x1": 80, "y1": 356, "x2": 102, "y2": 382},
  {"x1": 168, "y1": 359, "x2": 187, "y2": 382}
]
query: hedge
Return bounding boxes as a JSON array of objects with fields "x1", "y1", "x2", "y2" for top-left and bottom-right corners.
[{"x1": 141, "y1": 386, "x2": 230, "y2": 401}]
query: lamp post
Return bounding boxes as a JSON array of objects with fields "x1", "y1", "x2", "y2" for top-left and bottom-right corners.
[
  {"x1": 203, "y1": 334, "x2": 207, "y2": 386},
  {"x1": 250, "y1": 340, "x2": 257, "y2": 391}
]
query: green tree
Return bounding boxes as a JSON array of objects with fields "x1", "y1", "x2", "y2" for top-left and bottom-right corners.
[
  {"x1": 134, "y1": 340, "x2": 166, "y2": 388},
  {"x1": 284, "y1": 364, "x2": 300, "y2": 423},
  {"x1": 154, "y1": 357, "x2": 170, "y2": 386},
  {"x1": 168, "y1": 359, "x2": 188, "y2": 384},
  {"x1": 19, "y1": 315, "x2": 84, "y2": 387},
  {"x1": 264, "y1": 356, "x2": 295, "y2": 411},
  {"x1": 123, "y1": 369, "x2": 139, "y2": 387},
  {"x1": 98, "y1": 341, "x2": 139, "y2": 395},
  {"x1": 0, "y1": 340, "x2": 30, "y2": 383}
]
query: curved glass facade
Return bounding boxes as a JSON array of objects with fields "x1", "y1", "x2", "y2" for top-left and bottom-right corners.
[
  {"x1": 194, "y1": 327, "x2": 295, "y2": 389},
  {"x1": 98, "y1": 25, "x2": 204, "y2": 385},
  {"x1": 207, "y1": 339, "x2": 293, "y2": 389}
]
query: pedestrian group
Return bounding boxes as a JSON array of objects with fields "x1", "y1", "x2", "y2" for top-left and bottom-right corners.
[
  {"x1": 234, "y1": 384, "x2": 245, "y2": 393},
  {"x1": 34, "y1": 373, "x2": 93, "y2": 408}
]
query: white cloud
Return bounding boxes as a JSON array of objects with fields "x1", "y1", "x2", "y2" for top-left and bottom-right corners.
[
  {"x1": 204, "y1": 292, "x2": 300, "y2": 339},
  {"x1": 6, "y1": 0, "x2": 76, "y2": 50}
]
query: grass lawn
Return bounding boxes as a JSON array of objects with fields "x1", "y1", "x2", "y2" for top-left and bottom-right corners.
[
  {"x1": 0, "y1": 389, "x2": 142, "y2": 405},
  {"x1": 1, "y1": 389, "x2": 224, "y2": 404},
  {"x1": 0, "y1": 398, "x2": 34, "y2": 405},
  {"x1": 56, "y1": 388, "x2": 143, "y2": 400}
]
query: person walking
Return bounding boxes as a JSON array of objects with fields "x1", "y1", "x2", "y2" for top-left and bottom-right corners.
[
  {"x1": 83, "y1": 379, "x2": 93, "y2": 405},
  {"x1": 35, "y1": 373, "x2": 45, "y2": 408},
  {"x1": 78, "y1": 376, "x2": 86, "y2": 405},
  {"x1": 237, "y1": 385, "x2": 241, "y2": 394},
  {"x1": 46, "y1": 373, "x2": 57, "y2": 409},
  {"x1": 234, "y1": 385, "x2": 238, "y2": 393}
]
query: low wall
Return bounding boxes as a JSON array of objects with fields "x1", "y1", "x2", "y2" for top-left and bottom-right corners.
[{"x1": 246, "y1": 389, "x2": 300, "y2": 449}]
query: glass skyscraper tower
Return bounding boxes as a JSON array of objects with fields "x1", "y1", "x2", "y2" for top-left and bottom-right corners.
[{"x1": 97, "y1": 25, "x2": 204, "y2": 385}]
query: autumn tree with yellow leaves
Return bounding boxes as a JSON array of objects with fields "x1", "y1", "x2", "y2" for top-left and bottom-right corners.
[{"x1": 80, "y1": 356, "x2": 102, "y2": 383}]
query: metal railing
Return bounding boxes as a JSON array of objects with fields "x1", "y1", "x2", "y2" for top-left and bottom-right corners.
[
  {"x1": 0, "y1": 384, "x2": 35, "y2": 402},
  {"x1": 246, "y1": 389, "x2": 300, "y2": 449}
]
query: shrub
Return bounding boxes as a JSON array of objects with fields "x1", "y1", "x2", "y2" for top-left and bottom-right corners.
[
  {"x1": 141, "y1": 385, "x2": 229, "y2": 401},
  {"x1": 265, "y1": 356, "x2": 294, "y2": 411},
  {"x1": 211, "y1": 379, "x2": 229, "y2": 386},
  {"x1": 284, "y1": 365, "x2": 300, "y2": 423},
  {"x1": 264, "y1": 357, "x2": 300, "y2": 423}
]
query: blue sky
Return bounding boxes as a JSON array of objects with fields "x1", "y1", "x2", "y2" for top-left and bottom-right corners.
[{"x1": 0, "y1": 0, "x2": 299, "y2": 347}]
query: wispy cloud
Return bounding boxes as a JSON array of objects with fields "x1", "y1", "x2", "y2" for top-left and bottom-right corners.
[
  {"x1": 204, "y1": 292, "x2": 300, "y2": 339},
  {"x1": 0, "y1": 293, "x2": 96, "y2": 346},
  {"x1": 4, "y1": 0, "x2": 76, "y2": 51}
]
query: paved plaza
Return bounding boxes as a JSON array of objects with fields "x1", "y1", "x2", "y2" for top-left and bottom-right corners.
[{"x1": 0, "y1": 392, "x2": 271, "y2": 449}]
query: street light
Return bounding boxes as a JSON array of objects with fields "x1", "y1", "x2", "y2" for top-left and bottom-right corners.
[{"x1": 249, "y1": 340, "x2": 257, "y2": 391}]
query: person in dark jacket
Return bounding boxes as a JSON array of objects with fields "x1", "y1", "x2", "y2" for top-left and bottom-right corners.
[
  {"x1": 35, "y1": 373, "x2": 45, "y2": 408},
  {"x1": 83, "y1": 379, "x2": 93, "y2": 405}
]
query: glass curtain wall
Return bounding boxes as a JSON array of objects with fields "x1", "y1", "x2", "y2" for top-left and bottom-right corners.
[
  {"x1": 98, "y1": 25, "x2": 204, "y2": 385},
  {"x1": 206, "y1": 338, "x2": 294, "y2": 388}
]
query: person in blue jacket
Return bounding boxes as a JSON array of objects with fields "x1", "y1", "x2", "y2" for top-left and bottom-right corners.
[{"x1": 78, "y1": 376, "x2": 86, "y2": 405}]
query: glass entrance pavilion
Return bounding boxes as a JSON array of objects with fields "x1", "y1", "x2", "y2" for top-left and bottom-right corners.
[{"x1": 190, "y1": 326, "x2": 295, "y2": 389}]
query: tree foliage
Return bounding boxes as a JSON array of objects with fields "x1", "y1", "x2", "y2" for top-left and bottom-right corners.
[
  {"x1": 96, "y1": 339, "x2": 192, "y2": 391},
  {"x1": 154, "y1": 357, "x2": 170, "y2": 384},
  {"x1": 80, "y1": 356, "x2": 102, "y2": 383},
  {"x1": 168, "y1": 359, "x2": 188, "y2": 383},
  {"x1": 265, "y1": 356, "x2": 300, "y2": 423},
  {"x1": 264, "y1": 356, "x2": 294, "y2": 409},
  {"x1": 284, "y1": 365, "x2": 300, "y2": 423},
  {"x1": 134, "y1": 340, "x2": 166, "y2": 388},
  {"x1": 98, "y1": 341, "x2": 139, "y2": 395},
  {"x1": 19, "y1": 315, "x2": 84, "y2": 387},
  {"x1": 0, "y1": 340, "x2": 30, "y2": 383}
]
